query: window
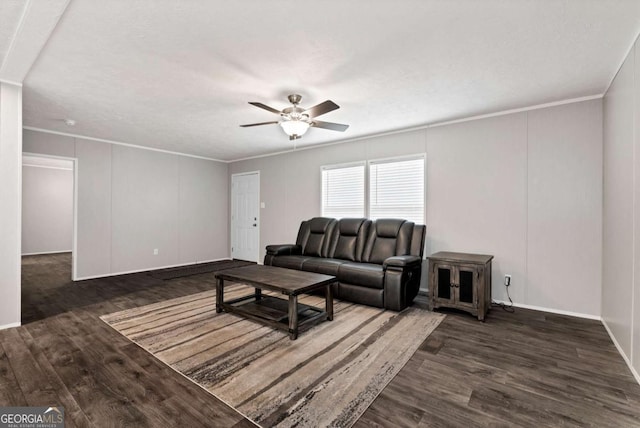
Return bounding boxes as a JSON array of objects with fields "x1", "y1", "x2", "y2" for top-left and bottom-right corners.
[
  {"x1": 369, "y1": 156, "x2": 424, "y2": 224},
  {"x1": 321, "y1": 163, "x2": 365, "y2": 218},
  {"x1": 321, "y1": 155, "x2": 425, "y2": 224}
]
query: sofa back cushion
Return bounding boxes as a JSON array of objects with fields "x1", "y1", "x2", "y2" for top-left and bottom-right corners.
[
  {"x1": 329, "y1": 218, "x2": 371, "y2": 261},
  {"x1": 295, "y1": 217, "x2": 337, "y2": 257},
  {"x1": 362, "y1": 219, "x2": 414, "y2": 264}
]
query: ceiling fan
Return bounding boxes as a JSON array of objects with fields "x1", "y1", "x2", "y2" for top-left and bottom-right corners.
[{"x1": 240, "y1": 94, "x2": 349, "y2": 140}]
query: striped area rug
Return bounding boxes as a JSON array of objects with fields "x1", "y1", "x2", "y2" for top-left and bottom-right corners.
[{"x1": 101, "y1": 285, "x2": 445, "y2": 427}]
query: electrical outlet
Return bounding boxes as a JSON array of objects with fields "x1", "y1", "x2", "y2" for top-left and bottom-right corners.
[
  {"x1": 153, "y1": 248, "x2": 159, "y2": 256},
  {"x1": 504, "y1": 275, "x2": 511, "y2": 287}
]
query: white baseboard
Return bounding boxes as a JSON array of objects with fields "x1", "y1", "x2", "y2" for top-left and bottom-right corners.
[
  {"x1": 74, "y1": 258, "x2": 230, "y2": 281},
  {"x1": 492, "y1": 300, "x2": 602, "y2": 321},
  {"x1": 601, "y1": 319, "x2": 640, "y2": 386},
  {"x1": 0, "y1": 322, "x2": 21, "y2": 331},
  {"x1": 22, "y1": 250, "x2": 72, "y2": 256},
  {"x1": 416, "y1": 290, "x2": 600, "y2": 321}
]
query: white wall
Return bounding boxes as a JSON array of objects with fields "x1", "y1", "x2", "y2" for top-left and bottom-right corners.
[
  {"x1": 425, "y1": 113, "x2": 529, "y2": 305},
  {"x1": 602, "y1": 38, "x2": 640, "y2": 381},
  {"x1": 0, "y1": 83, "x2": 23, "y2": 328},
  {"x1": 23, "y1": 129, "x2": 229, "y2": 279},
  {"x1": 76, "y1": 138, "x2": 111, "y2": 277},
  {"x1": 527, "y1": 102, "x2": 603, "y2": 315},
  {"x1": 22, "y1": 163, "x2": 73, "y2": 255},
  {"x1": 230, "y1": 98, "x2": 603, "y2": 317}
]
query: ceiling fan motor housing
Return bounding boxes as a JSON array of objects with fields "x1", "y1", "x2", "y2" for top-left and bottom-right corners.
[{"x1": 287, "y1": 94, "x2": 302, "y2": 105}]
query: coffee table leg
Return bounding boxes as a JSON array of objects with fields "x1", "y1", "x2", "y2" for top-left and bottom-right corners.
[
  {"x1": 326, "y1": 283, "x2": 334, "y2": 321},
  {"x1": 255, "y1": 287, "x2": 262, "y2": 301},
  {"x1": 288, "y1": 295, "x2": 298, "y2": 340},
  {"x1": 216, "y1": 278, "x2": 224, "y2": 313}
]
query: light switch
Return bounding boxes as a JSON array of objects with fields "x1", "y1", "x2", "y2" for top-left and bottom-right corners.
[{"x1": 260, "y1": 202, "x2": 266, "y2": 209}]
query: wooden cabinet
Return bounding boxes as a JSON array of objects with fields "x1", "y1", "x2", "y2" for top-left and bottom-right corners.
[{"x1": 427, "y1": 252, "x2": 493, "y2": 321}]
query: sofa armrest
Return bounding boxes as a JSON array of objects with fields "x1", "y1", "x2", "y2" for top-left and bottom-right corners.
[
  {"x1": 383, "y1": 256, "x2": 423, "y2": 311},
  {"x1": 265, "y1": 244, "x2": 302, "y2": 256},
  {"x1": 383, "y1": 255, "x2": 422, "y2": 270}
]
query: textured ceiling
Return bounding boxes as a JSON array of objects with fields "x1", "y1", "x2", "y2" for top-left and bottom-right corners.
[
  {"x1": 21, "y1": 0, "x2": 640, "y2": 161},
  {"x1": 0, "y1": 1, "x2": 27, "y2": 69}
]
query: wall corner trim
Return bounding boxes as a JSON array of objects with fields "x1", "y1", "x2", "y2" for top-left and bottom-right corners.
[
  {"x1": 0, "y1": 322, "x2": 21, "y2": 331},
  {"x1": 604, "y1": 29, "x2": 640, "y2": 96},
  {"x1": 602, "y1": 319, "x2": 640, "y2": 386}
]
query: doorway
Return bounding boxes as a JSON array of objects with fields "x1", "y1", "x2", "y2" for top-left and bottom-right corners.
[
  {"x1": 22, "y1": 153, "x2": 78, "y2": 280},
  {"x1": 231, "y1": 171, "x2": 260, "y2": 262}
]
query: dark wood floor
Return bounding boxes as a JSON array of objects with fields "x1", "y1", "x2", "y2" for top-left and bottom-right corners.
[{"x1": 2, "y1": 253, "x2": 639, "y2": 427}]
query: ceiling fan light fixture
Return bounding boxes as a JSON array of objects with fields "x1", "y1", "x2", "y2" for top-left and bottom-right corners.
[
  {"x1": 241, "y1": 94, "x2": 348, "y2": 140},
  {"x1": 279, "y1": 118, "x2": 310, "y2": 138}
]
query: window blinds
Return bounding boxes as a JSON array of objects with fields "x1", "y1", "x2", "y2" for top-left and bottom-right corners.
[
  {"x1": 369, "y1": 157, "x2": 424, "y2": 224},
  {"x1": 321, "y1": 163, "x2": 365, "y2": 219}
]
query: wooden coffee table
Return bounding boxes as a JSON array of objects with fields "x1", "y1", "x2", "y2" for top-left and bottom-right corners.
[{"x1": 214, "y1": 265, "x2": 336, "y2": 340}]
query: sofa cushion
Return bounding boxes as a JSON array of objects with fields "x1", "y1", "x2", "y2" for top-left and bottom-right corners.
[
  {"x1": 297, "y1": 217, "x2": 337, "y2": 257},
  {"x1": 337, "y1": 283, "x2": 384, "y2": 308},
  {"x1": 338, "y1": 262, "x2": 384, "y2": 289},
  {"x1": 362, "y1": 219, "x2": 414, "y2": 264},
  {"x1": 271, "y1": 255, "x2": 311, "y2": 270},
  {"x1": 328, "y1": 218, "x2": 370, "y2": 262},
  {"x1": 302, "y1": 258, "x2": 349, "y2": 276}
]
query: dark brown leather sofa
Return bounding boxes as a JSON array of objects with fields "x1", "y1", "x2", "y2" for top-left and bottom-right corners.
[{"x1": 264, "y1": 217, "x2": 426, "y2": 311}]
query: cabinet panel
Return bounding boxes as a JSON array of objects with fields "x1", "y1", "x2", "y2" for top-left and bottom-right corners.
[
  {"x1": 428, "y1": 252, "x2": 493, "y2": 321},
  {"x1": 437, "y1": 265, "x2": 453, "y2": 301},
  {"x1": 458, "y1": 268, "x2": 475, "y2": 304}
]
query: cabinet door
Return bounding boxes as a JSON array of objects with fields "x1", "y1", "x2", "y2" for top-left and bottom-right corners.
[
  {"x1": 434, "y1": 263, "x2": 455, "y2": 303},
  {"x1": 455, "y1": 265, "x2": 478, "y2": 309}
]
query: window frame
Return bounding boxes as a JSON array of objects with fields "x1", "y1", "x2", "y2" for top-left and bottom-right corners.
[{"x1": 320, "y1": 153, "x2": 426, "y2": 224}]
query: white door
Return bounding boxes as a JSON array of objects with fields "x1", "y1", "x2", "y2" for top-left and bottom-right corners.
[{"x1": 231, "y1": 172, "x2": 260, "y2": 262}]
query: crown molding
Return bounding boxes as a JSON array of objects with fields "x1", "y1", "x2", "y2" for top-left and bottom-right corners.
[
  {"x1": 229, "y1": 94, "x2": 603, "y2": 163},
  {"x1": 23, "y1": 126, "x2": 228, "y2": 163},
  {"x1": 0, "y1": 79, "x2": 23, "y2": 87}
]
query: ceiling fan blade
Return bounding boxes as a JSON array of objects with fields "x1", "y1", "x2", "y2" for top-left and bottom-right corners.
[
  {"x1": 304, "y1": 100, "x2": 339, "y2": 118},
  {"x1": 239, "y1": 121, "x2": 279, "y2": 127},
  {"x1": 248, "y1": 102, "x2": 281, "y2": 114},
  {"x1": 311, "y1": 120, "x2": 349, "y2": 132}
]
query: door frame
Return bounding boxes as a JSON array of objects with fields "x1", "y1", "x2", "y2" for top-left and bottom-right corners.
[
  {"x1": 22, "y1": 152, "x2": 78, "y2": 281},
  {"x1": 230, "y1": 170, "x2": 261, "y2": 262}
]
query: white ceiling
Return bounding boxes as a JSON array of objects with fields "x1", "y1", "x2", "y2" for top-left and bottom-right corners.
[{"x1": 16, "y1": 0, "x2": 640, "y2": 161}]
